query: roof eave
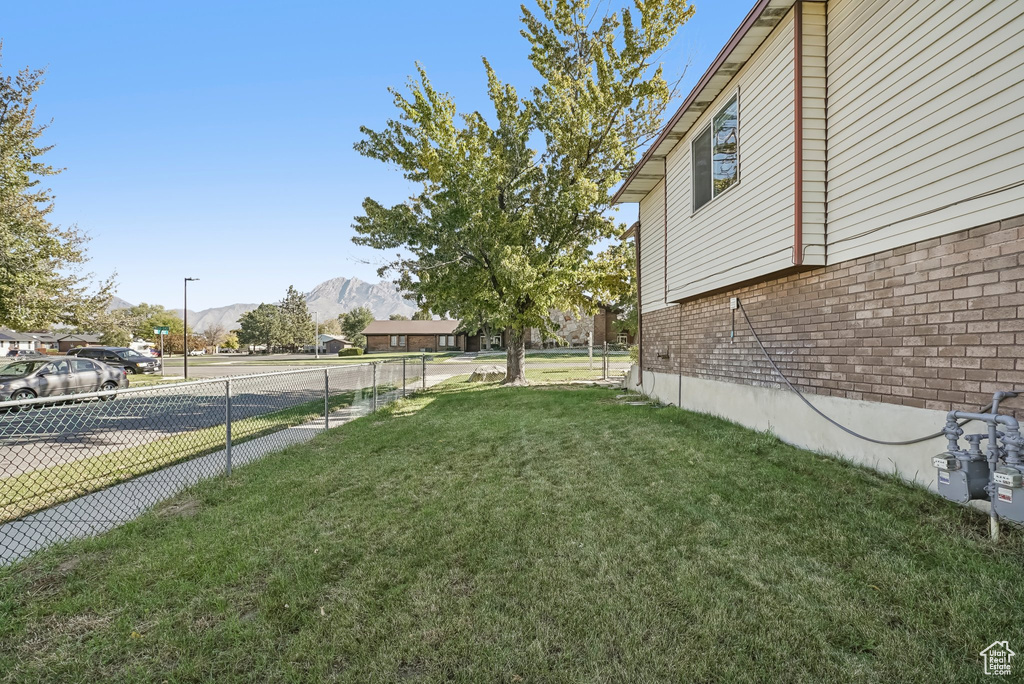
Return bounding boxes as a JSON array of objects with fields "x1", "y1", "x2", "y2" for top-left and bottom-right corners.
[{"x1": 611, "y1": 0, "x2": 794, "y2": 205}]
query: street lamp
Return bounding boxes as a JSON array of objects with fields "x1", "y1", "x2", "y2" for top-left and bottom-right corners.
[
  {"x1": 315, "y1": 311, "x2": 320, "y2": 359},
  {"x1": 184, "y1": 277, "x2": 199, "y2": 380}
]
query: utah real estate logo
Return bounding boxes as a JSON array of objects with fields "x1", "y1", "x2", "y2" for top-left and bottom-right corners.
[{"x1": 980, "y1": 641, "x2": 1015, "y2": 676}]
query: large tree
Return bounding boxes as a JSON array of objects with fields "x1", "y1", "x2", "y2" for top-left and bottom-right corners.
[
  {"x1": 352, "y1": 0, "x2": 691, "y2": 383},
  {"x1": 339, "y1": 306, "x2": 375, "y2": 349},
  {"x1": 0, "y1": 45, "x2": 114, "y2": 329},
  {"x1": 278, "y1": 285, "x2": 314, "y2": 352},
  {"x1": 237, "y1": 303, "x2": 282, "y2": 353},
  {"x1": 583, "y1": 241, "x2": 637, "y2": 337}
]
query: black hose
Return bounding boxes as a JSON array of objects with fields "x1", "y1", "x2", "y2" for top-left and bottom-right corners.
[{"x1": 737, "y1": 302, "x2": 1014, "y2": 446}]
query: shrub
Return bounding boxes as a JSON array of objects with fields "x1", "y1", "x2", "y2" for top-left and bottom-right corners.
[
  {"x1": 628, "y1": 345, "x2": 639, "y2": 365},
  {"x1": 338, "y1": 347, "x2": 364, "y2": 357}
]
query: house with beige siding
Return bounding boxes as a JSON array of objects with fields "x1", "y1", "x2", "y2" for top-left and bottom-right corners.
[{"x1": 619, "y1": 0, "x2": 1024, "y2": 489}]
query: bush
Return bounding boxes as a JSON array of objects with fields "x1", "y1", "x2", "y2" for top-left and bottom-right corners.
[
  {"x1": 628, "y1": 345, "x2": 639, "y2": 365},
  {"x1": 338, "y1": 347, "x2": 364, "y2": 357}
]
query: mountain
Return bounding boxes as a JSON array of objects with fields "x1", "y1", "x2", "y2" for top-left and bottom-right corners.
[
  {"x1": 304, "y1": 277, "x2": 416, "y2": 322},
  {"x1": 107, "y1": 295, "x2": 134, "y2": 311},
  {"x1": 167, "y1": 277, "x2": 416, "y2": 332}
]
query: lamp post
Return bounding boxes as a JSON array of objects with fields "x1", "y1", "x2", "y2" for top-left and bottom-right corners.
[
  {"x1": 315, "y1": 311, "x2": 320, "y2": 359},
  {"x1": 184, "y1": 277, "x2": 199, "y2": 379}
]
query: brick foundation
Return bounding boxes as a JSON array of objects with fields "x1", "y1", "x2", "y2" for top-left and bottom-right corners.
[{"x1": 640, "y1": 214, "x2": 1024, "y2": 418}]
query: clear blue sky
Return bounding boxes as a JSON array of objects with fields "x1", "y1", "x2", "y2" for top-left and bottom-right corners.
[{"x1": 3, "y1": 0, "x2": 753, "y2": 311}]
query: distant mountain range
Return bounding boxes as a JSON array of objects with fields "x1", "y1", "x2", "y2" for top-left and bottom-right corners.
[{"x1": 110, "y1": 277, "x2": 417, "y2": 332}]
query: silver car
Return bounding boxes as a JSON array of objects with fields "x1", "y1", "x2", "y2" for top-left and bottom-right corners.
[{"x1": 0, "y1": 356, "x2": 129, "y2": 403}]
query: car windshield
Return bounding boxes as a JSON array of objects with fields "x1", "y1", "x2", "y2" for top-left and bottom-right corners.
[
  {"x1": 0, "y1": 360, "x2": 49, "y2": 378},
  {"x1": 118, "y1": 350, "x2": 147, "y2": 359}
]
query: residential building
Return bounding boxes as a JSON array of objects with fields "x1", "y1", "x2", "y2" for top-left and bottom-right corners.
[
  {"x1": 0, "y1": 329, "x2": 39, "y2": 354},
  {"x1": 55, "y1": 333, "x2": 103, "y2": 353},
  {"x1": 618, "y1": 0, "x2": 1024, "y2": 489},
  {"x1": 361, "y1": 320, "x2": 466, "y2": 353},
  {"x1": 318, "y1": 334, "x2": 352, "y2": 355}
]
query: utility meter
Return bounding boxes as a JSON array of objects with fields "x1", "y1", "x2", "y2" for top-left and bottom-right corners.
[
  {"x1": 993, "y1": 466, "x2": 1024, "y2": 524},
  {"x1": 934, "y1": 452, "x2": 989, "y2": 503}
]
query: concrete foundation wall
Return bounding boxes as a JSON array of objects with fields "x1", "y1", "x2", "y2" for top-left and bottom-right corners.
[{"x1": 626, "y1": 365, "x2": 956, "y2": 493}]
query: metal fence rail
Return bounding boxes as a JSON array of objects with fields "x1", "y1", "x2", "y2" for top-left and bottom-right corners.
[{"x1": 0, "y1": 346, "x2": 629, "y2": 563}]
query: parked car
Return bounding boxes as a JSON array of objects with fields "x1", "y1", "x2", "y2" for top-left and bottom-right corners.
[
  {"x1": 0, "y1": 356, "x2": 128, "y2": 403},
  {"x1": 6, "y1": 349, "x2": 43, "y2": 358},
  {"x1": 188, "y1": 349, "x2": 206, "y2": 356},
  {"x1": 68, "y1": 346, "x2": 162, "y2": 374}
]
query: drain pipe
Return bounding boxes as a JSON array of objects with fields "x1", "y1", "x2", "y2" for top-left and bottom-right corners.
[{"x1": 946, "y1": 407, "x2": 1021, "y2": 541}]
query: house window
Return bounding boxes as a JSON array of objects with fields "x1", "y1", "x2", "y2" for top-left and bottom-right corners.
[
  {"x1": 617, "y1": 333, "x2": 628, "y2": 344},
  {"x1": 439, "y1": 335, "x2": 456, "y2": 348},
  {"x1": 692, "y1": 92, "x2": 739, "y2": 213},
  {"x1": 389, "y1": 335, "x2": 406, "y2": 347},
  {"x1": 491, "y1": 335, "x2": 502, "y2": 347}
]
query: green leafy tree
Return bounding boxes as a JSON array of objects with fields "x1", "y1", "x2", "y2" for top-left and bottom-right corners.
[
  {"x1": 237, "y1": 303, "x2": 283, "y2": 352},
  {"x1": 94, "y1": 309, "x2": 133, "y2": 347},
  {"x1": 221, "y1": 332, "x2": 240, "y2": 350},
  {"x1": 318, "y1": 317, "x2": 343, "y2": 335},
  {"x1": 352, "y1": 0, "x2": 692, "y2": 383},
  {"x1": 339, "y1": 306, "x2": 374, "y2": 349},
  {"x1": 125, "y1": 303, "x2": 186, "y2": 340},
  {"x1": 0, "y1": 45, "x2": 114, "y2": 329},
  {"x1": 411, "y1": 309, "x2": 431, "y2": 321},
  {"x1": 583, "y1": 241, "x2": 637, "y2": 337},
  {"x1": 389, "y1": 314, "x2": 410, "y2": 321},
  {"x1": 278, "y1": 285, "x2": 314, "y2": 352}
]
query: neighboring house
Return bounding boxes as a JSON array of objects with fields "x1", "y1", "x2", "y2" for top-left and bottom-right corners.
[
  {"x1": 319, "y1": 334, "x2": 352, "y2": 355},
  {"x1": 464, "y1": 328, "x2": 506, "y2": 353},
  {"x1": 56, "y1": 333, "x2": 103, "y2": 353},
  {"x1": 616, "y1": 0, "x2": 1024, "y2": 489},
  {"x1": 0, "y1": 330, "x2": 35, "y2": 353},
  {"x1": 361, "y1": 320, "x2": 466, "y2": 353},
  {"x1": 525, "y1": 305, "x2": 635, "y2": 348}
]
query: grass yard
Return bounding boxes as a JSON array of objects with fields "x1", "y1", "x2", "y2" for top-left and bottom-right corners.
[{"x1": 2, "y1": 385, "x2": 1023, "y2": 681}]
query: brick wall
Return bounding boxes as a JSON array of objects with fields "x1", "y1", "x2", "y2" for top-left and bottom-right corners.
[{"x1": 640, "y1": 214, "x2": 1024, "y2": 417}]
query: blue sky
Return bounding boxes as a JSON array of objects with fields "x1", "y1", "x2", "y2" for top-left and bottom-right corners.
[{"x1": 3, "y1": 0, "x2": 754, "y2": 311}]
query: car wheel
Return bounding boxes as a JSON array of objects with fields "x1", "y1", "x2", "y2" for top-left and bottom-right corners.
[
  {"x1": 9, "y1": 388, "x2": 37, "y2": 412},
  {"x1": 100, "y1": 381, "x2": 118, "y2": 401},
  {"x1": 124, "y1": 367, "x2": 136, "y2": 375}
]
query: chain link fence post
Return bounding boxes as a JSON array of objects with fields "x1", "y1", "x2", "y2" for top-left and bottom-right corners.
[
  {"x1": 372, "y1": 363, "x2": 378, "y2": 412},
  {"x1": 422, "y1": 354, "x2": 427, "y2": 391},
  {"x1": 603, "y1": 342, "x2": 609, "y2": 380},
  {"x1": 403, "y1": 358, "x2": 407, "y2": 397},
  {"x1": 324, "y1": 368, "x2": 330, "y2": 430},
  {"x1": 225, "y1": 378, "x2": 232, "y2": 476}
]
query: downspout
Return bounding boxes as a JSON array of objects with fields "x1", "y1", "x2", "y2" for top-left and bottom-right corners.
[
  {"x1": 793, "y1": 0, "x2": 804, "y2": 266},
  {"x1": 664, "y1": 175, "x2": 669, "y2": 301},
  {"x1": 636, "y1": 212, "x2": 643, "y2": 385}
]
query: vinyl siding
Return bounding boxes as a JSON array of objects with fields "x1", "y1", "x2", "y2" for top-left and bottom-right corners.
[
  {"x1": 801, "y1": 1, "x2": 827, "y2": 264},
  {"x1": 664, "y1": 9, "x2": 800, "y2": 302},
  {"x1": 639, "y1": 179, "x2": 668, "y2": 313},
  {"x1": 826, "y1": 0, "x2": 1024, "y2": 263}
]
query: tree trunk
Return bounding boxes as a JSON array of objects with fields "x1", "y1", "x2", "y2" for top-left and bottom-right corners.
[
  {"x1": 483, "y1": 323, "x2": 491, "y2": 351},
  {"x1": 503, "y1": 327, "x2": 527, "y2": 385}
]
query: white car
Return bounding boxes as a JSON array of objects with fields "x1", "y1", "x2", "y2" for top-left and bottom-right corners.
[{"x1": 187, "y1": 349, "x2": 206, "y2": 356}]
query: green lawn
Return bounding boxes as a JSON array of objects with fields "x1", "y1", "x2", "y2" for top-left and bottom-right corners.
[{"x1": 2, "y1": 385, "x2": 1022, "y2": 681}]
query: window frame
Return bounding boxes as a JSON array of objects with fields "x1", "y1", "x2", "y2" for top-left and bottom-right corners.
[{"x1": 691, "y1": 89, "x2": 741, "y2": 215}]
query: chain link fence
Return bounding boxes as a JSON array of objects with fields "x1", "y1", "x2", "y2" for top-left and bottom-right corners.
[
  {"x1": 419, "y1": 343, "x2": 632, "y2": 386},
  {"x1": 0, "y1": 347, "x2": 629, "y2": 564}
]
